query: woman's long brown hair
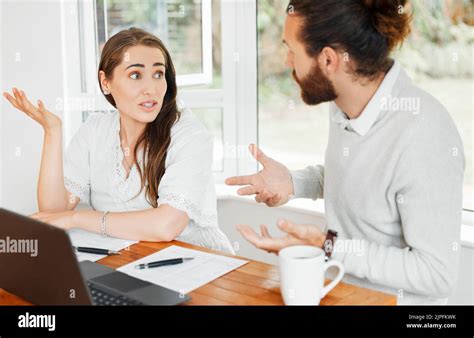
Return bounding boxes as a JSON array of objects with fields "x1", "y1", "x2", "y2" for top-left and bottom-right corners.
[{"x1": 98, "y1": 27, "x2": 180, "y2": 208}]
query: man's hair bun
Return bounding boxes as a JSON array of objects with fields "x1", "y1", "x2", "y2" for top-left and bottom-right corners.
[{"x1": 361, "y1": 0, "x2": 412, "y2": 51}]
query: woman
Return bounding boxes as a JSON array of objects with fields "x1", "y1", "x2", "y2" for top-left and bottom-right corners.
[{"x1": 3, "y1": 27, "x2": 234, "y2": 254}]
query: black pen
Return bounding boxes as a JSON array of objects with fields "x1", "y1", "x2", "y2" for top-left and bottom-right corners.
[
  {"x1": 73, "y1": 246, "x2": 121, "y2": 256},
  {"x1": 134, "y1": 258, "x2": 194, "y2": 270}
]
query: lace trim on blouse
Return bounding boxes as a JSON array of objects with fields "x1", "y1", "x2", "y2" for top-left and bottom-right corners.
[
  {"x1": 158, "y1": 192, "x2": 218, "y2": 229},
  {"x1": 64, "y1": 177, "x2": 89, "y2": 203}
]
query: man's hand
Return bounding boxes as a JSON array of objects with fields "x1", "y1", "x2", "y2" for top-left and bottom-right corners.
[
  {"x1": 29, "y1": 210, "x2": 76, "y2": 230},
  {"x1": 225, "y1": 144, "x2": 294, "y2": 207},
  {"x1": 236, "y1": 219, "x2": 325, "y2": 254}
]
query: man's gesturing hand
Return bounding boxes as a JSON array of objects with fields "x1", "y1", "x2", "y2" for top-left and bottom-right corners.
[{"x1": 225, "y1": 144, "x2": 294, "y2": 207}]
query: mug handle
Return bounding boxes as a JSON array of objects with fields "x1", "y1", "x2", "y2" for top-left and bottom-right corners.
[{"x1": 320, "y1": 259, "x2": 345, "y2": 299}]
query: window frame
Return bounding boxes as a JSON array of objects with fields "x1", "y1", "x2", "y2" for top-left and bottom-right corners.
[
  {"x1": 93, "y1": 0, "x2": 214, "y2": 87},
  {"x1": 177, "y1": 0, "x2": 213, "y2": 87}
]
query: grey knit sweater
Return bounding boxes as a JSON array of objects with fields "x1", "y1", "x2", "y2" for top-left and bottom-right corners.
[{"x1": 290, "y1": 61, "x2": 465, "y2": 305}]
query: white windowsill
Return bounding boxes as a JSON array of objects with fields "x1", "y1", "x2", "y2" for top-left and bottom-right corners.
[{"x1": 215, "y1": 184, "x2": 474, "y2": 248}]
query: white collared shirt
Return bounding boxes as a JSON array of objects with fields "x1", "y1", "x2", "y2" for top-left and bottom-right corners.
[{"x1": 330, "y1": 61, "x2": 401, "y2": 136}]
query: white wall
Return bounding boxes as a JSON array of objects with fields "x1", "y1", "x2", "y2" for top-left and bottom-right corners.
[{"x1": 0, "y1": 1, "x2": 66, "y2": 214}]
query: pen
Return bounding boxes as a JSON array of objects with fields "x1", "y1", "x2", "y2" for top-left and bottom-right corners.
[
  {"x1": 134, "y1": 257, "x2": 194, "y2": 270},
  {"x1": 73, "y1": 246, "x2": 121, "y2": 256}
]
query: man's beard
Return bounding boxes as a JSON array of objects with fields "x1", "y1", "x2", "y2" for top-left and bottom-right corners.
[{"x1": 292, "y1": 62, "x2": 338, "y2": 105}]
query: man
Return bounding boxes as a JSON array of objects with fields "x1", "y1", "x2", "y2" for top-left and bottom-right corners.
[{"x1": 226, "y1": 0, "x2": 465, "y2": 305}]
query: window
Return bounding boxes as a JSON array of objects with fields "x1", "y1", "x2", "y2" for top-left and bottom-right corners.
[
  {"x1": 94, "y1": 0, "x2": 213, "y2": 86},
  {"x1": 257, "y1": 0, "x2": 474, "y2": 212},
  {"x1": 258, "y1": 0, "x2": 329, "y2": 171}
]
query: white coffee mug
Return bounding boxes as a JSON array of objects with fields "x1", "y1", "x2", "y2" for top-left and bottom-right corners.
[{"x1": 279, "y1": 245, "x2": 344, "y2": 305}]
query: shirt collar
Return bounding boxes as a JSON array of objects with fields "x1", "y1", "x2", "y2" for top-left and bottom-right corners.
[{"x1": 331, "y1": 60, "x2": 401, "y2": 136}]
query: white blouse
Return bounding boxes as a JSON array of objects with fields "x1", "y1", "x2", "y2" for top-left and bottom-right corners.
[{"x1": 63, "y1": 109, "x2": 234, "y2": 254}]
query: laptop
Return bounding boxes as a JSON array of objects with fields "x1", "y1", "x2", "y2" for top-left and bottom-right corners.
[{"x1": 0, "y1": 208, "x2": 190, "y2": 305}]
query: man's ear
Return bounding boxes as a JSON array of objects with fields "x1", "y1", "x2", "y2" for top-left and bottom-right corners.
[{"x1": 319, "y1": 46, "x2": 339, "y2": 75}]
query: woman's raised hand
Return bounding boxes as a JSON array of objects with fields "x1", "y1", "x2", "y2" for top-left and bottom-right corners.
[{"x1": 3, "y1": 87, "x2": 62, "y2": 133}]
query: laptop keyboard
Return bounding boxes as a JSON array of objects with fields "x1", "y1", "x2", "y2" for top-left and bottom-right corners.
[{"x1": 87, "y1": 282, "x2": 144, "y2": 306}]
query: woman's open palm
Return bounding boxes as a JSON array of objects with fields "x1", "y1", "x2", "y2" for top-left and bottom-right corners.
[{"x1": 3, "y1": 87, "x2": 62, "y2": 132}]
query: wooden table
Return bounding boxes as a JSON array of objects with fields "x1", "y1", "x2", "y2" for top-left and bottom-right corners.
[{"x1": 0, "y1": 241, "x2": 396, "y2": 305}]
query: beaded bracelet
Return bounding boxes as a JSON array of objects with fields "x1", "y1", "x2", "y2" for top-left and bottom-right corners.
[{"x1": 100, "y1": 211, "x2": 110, "y2": 237}]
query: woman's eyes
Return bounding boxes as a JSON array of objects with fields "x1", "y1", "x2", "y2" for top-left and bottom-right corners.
[{"x1": 129, "y1": 71, "x2": 164, "y2": 80}]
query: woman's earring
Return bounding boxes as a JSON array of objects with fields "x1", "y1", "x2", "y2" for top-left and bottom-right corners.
[{"x1": 103, "y1": 89, "x2": 110, "y2": 95}]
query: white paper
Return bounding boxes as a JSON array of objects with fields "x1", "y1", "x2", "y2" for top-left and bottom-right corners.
[
  {"x1": 117, "y1": 245, "x2": 249, "y2": 294},
  {"x1": 68, "y1": 229, "x2": 138, "y2": 262}
]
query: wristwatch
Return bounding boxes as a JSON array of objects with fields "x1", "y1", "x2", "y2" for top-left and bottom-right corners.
[{"x1": 322, "y1": 229, "x2": 338, "y2": 260}]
